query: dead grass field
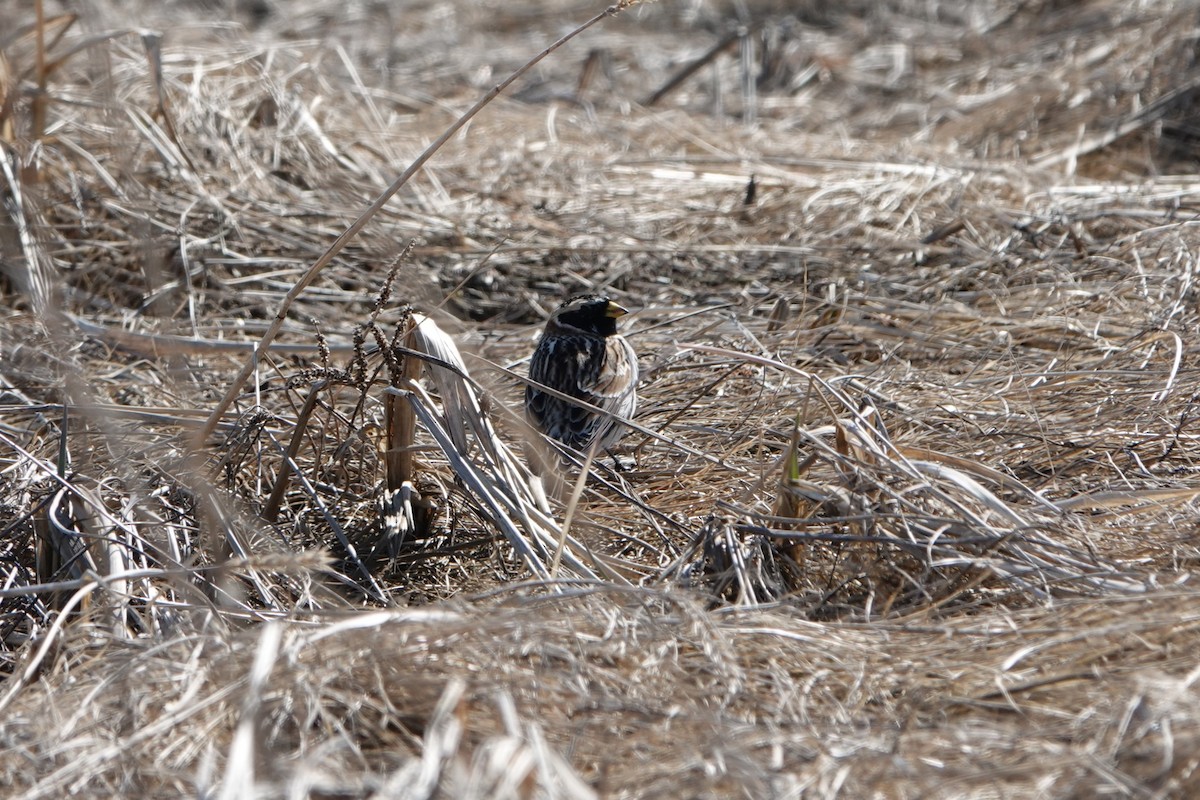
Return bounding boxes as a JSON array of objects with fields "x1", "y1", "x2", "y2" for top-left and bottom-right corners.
[{"x1": 4, "y1": 0, "x2": 1200, "y2": 796}]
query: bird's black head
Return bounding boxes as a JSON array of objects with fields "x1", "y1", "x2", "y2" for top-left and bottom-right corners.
[{"x1": 553, "y1": 294, "x2": 628, "y2": 336}]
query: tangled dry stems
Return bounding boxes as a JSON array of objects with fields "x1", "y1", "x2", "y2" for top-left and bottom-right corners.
[{"x1": 3, "y1": 0, "x2": 1200, "y2": 796}]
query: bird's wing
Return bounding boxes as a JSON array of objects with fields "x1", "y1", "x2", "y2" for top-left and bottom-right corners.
[{"x1": 582, "y1": 336, "x2": 637, "y2": 405}]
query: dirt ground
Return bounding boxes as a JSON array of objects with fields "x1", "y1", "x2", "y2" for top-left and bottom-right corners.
[{"x1": 4, "y1": 0, "x2": 1200, "y2": 797}]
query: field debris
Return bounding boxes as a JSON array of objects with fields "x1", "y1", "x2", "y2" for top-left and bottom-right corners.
[{"x1": 3, "y1": 0, "x2": 1200, "y2": 796}]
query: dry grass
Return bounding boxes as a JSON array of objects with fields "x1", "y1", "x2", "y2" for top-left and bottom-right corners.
[{"x1": 4, "y1": 0, "x2": 1200, "y2": 796}]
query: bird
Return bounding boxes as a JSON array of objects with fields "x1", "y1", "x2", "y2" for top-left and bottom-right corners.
[{"x1": 525, "y1": 294, "x2": 638, "y2": 454}]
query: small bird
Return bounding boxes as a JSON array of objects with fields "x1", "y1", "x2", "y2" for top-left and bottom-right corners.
[{"x1": 525, "y1": 294, "x2": 638, "y2": 454}]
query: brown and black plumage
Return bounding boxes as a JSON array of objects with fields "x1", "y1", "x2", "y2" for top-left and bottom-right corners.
[{"x1": 525, "y1": 295, "x2": 638, "y2": 453}]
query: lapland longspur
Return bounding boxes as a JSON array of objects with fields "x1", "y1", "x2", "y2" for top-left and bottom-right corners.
[{"x1": 525, "y1": 295, "x2": 638, "y2": 453}]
